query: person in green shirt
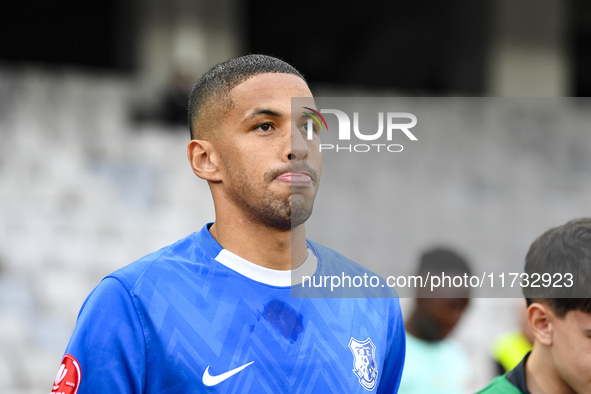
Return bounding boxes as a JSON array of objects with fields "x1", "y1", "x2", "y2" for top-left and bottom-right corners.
[{"x1": 478, "y1": 218, "x2": 591, "y2": 394}]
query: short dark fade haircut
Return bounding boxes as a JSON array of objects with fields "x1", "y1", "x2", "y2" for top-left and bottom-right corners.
[
  {"x1": 524, "y1": 218, "x2": 591, "y2": 317},
  {"x1": 187, "y1": 54, "x2": 306, "y2": 140},
  {"x1": 418, "y1": 247, "x2": 472, "y2": 277}
]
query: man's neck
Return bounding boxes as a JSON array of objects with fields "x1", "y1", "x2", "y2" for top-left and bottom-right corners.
[
  {"x1": 526, "y1": 344, "x2": 576, "y2": 394},
  {"x1": 209, "y1": 216, "x2": 308, "y2": 271}
]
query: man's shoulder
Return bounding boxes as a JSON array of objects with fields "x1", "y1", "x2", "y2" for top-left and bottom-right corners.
[
  {"x1": 307, "y1": 240, "x2": 374, "y2": 275},
  {"x1": 306, "y1": 240, "x2": 400, "y2": 298},
  {"x1": 109, "y1": 225, "x2": 219, "y2": 292},
  {"x1": 107, "y1": 233, "x2": 194, "y2": 289},
  {"x1": 477, "y1": 375, "x2": 523, "y2": 394}
]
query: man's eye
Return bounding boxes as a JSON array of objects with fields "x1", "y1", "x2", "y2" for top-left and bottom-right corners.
[
  {"x1": 301, "y1": 120, "x2": 319, "y2": 134},
  {"x1": 255, "y1": 123, "x2": 274, "y2": 132}
]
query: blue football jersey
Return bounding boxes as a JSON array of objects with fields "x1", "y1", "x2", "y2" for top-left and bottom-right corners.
[{"x1": 52, "y1": 224, "x2": 405, "y2": 393}]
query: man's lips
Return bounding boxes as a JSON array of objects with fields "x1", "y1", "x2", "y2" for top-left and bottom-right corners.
[{"x1": 275, "y1": 172, "x2": 312, "y2": 185}]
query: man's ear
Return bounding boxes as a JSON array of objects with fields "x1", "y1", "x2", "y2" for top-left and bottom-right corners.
[
  {"x1": 187, "y1": 140, "x2": 222, "y2": 182},
  {"x1": 527, "y1": 302, "x2": 554, "y2": 346}
]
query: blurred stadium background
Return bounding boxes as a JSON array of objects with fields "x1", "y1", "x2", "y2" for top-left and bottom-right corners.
[{"x1": 0, "y1": 0, "x2": 590, "y2": 392}]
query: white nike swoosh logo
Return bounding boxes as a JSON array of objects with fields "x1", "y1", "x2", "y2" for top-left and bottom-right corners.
[{"x1": 202, "y1": 361, "x2": 254, "y2": 387}]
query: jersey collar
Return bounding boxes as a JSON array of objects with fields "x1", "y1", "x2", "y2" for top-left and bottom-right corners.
[
  {"x1": 214, "y1": 248, "x2": 317, "y2": 287},
  {"x1": 196, "y1": 223, "x2": 318, "y2": 287}
]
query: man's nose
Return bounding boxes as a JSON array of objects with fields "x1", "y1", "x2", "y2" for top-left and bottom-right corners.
[{"x1": 287, "y1": 125, "x2": 309, "y2": 161}]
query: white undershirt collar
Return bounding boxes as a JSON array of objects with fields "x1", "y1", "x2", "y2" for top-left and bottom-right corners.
[{"x1": 214, "y1": 248, "x2": 318, "y2": 287}]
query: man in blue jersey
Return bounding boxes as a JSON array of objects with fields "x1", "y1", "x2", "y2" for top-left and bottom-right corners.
[{"x1": 51, "y1": 54, "x2": 405, "y2": 393}]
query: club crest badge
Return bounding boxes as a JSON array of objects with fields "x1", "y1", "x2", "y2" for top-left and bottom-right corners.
[{"x1": 348, "y1": 337, "x2": 378, "y2": 390}]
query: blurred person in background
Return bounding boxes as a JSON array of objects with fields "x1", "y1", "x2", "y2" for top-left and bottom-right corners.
[
  {"x1": 398, "y1": 248, "x2": 472, "y2": 394},
  {"x1": 478, "y1": 218, "x2": 591, "y2": 394},
  {"x1": 161, "y1": 70, "x2": 194, "y2": 127}
]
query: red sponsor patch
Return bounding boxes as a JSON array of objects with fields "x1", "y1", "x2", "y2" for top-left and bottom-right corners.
[{"x1": 51, "y1": 354, "x2": 81, "y2": 394}]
